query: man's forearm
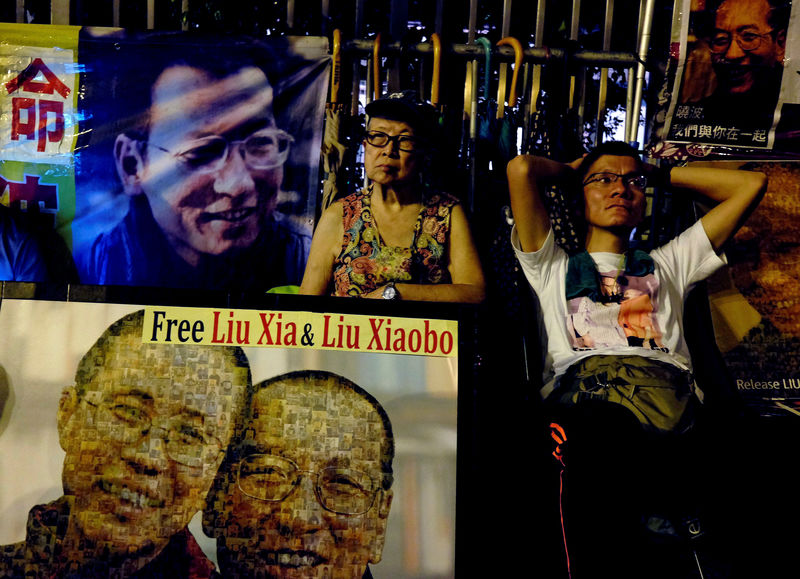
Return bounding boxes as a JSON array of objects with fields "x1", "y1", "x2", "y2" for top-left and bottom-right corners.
[
  {"x1": 670, "y1": 165, "x2": 767, "y2": 251},
  {"x1": 669, "y1": 166, "x2": 765, "y2": 204},
  {"x1": 507, "y1": 155, "x2": 566, "y2": 253}
]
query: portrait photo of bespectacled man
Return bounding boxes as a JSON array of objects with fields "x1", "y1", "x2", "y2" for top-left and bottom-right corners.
[
  {"x1": 0, "y1": 309, "x2": 253, "y2": 578},
  {"x1": 669, "y1": 0, "x2": 791, "y2": 146},
  {"x1": 72, "y1": 33, "x2": 329, "y2": 291},
  {"x1": 203, "y1": 370, "x2": 395, "y2": 579}
]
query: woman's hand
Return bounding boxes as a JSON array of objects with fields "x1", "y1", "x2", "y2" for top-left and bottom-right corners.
[{"x1": 363, "y1": 285, "x2": 389, "y2": 299}]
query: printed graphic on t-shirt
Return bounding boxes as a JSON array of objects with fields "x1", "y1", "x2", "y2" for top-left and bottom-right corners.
[{"x1": 566, "y1": 268, "x2": 667, "y2": 352}]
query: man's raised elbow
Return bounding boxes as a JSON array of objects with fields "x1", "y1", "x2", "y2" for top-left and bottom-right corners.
[
  {"x1": 506, "y1": 154, "x2": 534, "y2": 182},
  {"x1": 749, "y1": 171, "x2": 768, "y2": 203}
]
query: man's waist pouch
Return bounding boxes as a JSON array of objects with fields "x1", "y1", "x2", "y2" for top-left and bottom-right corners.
[{"x1": 553, "y1": 355, "x2": 696, "y2": 433}]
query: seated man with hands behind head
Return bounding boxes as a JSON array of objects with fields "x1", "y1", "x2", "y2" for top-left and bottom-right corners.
[
  {"x1": 507, "y1": 142, "x2": 765, "y2": 419},
  {"x1": 507, "y1": 143, "x2": 766, "y2": 577}
]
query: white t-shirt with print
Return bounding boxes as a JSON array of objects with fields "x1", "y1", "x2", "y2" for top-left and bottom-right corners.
[{"x1": 512, "y1": 220, "x2": 726, "y2": 397}]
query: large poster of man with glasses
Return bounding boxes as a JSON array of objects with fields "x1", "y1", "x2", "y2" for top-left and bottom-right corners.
[
  {"x1": 71, "y1": 31, "x2": 328, "y2": 290},
  {"x1": 0, "y1": 299, "x2": 459, "y2": 578},
  {"x1": 662, "y1": 0, "x2": 798, "y2": 151}
]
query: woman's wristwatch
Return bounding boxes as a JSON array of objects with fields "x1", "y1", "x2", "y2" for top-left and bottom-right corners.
[{"x1": 382, "y1": 281, "x2": 400, "y2": 300}]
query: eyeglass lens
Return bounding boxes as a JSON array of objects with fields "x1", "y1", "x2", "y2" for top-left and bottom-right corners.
[
  {"x1": 175, "y1": 129, "x2": 292, "y2": 172},
  {"x1": 585, "y1": 172, "x2": 648, "y2": 189},
  {"x1": 710, "y1": 31, "x2": 768, "y2": 53},
  {"x1": 365, "y1": 131, "x2": 417, "y2": 151},
  {"x1": 237, "y1": 454, "x2": 378, "y2": 515},
  {"x1": 96, "y1": 401, "x2": 219, "y2": 467}
]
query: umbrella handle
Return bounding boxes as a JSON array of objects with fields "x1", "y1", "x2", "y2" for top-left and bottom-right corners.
[
  {"x1": 475, "y1": 37, "x2": 492, "y2": 103},
  {"x1": 331, "y1": 28, "x2": 341, "y2": 105},
  {"x1": 431, "y1": 33, "x2": 441, "y2": 107},
  {"x1": 497, "y1": 36, "x2": 523, "y2": 111},
  {"x1": 372, "y1": 32, "x2": 382, "y2": 102}
]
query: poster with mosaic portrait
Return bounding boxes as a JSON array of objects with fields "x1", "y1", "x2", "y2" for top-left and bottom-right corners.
[
  {"x1": 706, "y1": 161, "x2": 800, "y2": 416},
  {"x1": 0, "y1": 296, "x2": 460, "y2": 578}
]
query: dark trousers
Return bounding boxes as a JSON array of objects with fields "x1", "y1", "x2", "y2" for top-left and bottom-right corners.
[{"x1": 545, "y1": 400, "x2": 790, "y2": 579}]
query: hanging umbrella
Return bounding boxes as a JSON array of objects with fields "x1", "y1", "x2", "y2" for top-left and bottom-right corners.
[
  {"x1": 372, "y1": 32, "x2": 382, "y2": 103},
  {"x1": 427, "y1": 32, "x2": 454, "y2": 195},
  {"x1": 430, "y1": 33, "x2": 443, "y2": 121},
  {"x1": 493, "y1": 36, "x2": 523, "y2": 166},
  {"x1": 475, "y1": 36, "x2": 493, "y2": 149},
  {"x1": 321, "y1": 29, "x2": 346, "y2": 211}
]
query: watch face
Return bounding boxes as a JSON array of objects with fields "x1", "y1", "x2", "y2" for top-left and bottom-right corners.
[{"x1": 382, "y1": 284, "x2": 398, "y2": 300}]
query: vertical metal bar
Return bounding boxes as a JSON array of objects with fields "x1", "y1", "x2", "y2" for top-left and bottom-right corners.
[
  {"x1": 467, "y1": 0, "x2": 478, "y2": 44},
  {"x1": 529, "y1": 0, "x2": 547, "y2": 114},
  {"x1": 629, "y1": 0, "x2": 656, "y2": 146},
  {"x1": 147, "y1": 0, "x2": 155, "y2": 30},
  {"x1": 569, "y1": 0, "x2": 587, "y2": 147},
  {"x1": 322, "y1": 0, "x2": 330, "y2": 36},
  {"x1": 16, "y1": 0, "x2": 24, "y2": 22},
  {"x1": 287, "y1": 0, "x2": 295, "y2": 31},
  {"x1": 351, "y1": 0, "x2": 366, "y2": 117},
  {"x1": 595, "y1": 0, "x2": 614, "y2": 145},
  {"x1": 388, "y1": 0, "x2": 408, "y2": 93},
  {"x1": 181, "y1": 0, "x2": 189, "y2": 30},
  {"x1": 51, "y1": 0, "x2": 69, "y2": 24},
  {"x1": 568, "y1": 0, "x2": 581, "y2": 109},
  {"x1": 464, "y1": 0, "x2": 479, "y2": 119},
  {"x1": 523, "y1": 0, "x2": 547, "y2": 153},
  {"x1": 501, "y1": 0, "x2": 513, "y2": 34},
  {"x1": 113, "y1": 0, "x2": 120, "y2": 27},
  {"x1": 625, "y1": 0, "x2": 645, "y2": 144},
  {"x1": 390, "y1": 0, "x2": 408, "y2": 39},
  {"x1": 435, "y1": 0, "x2": 445, "y2": 35}
]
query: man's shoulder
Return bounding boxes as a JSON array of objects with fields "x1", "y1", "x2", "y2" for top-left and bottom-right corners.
[
  {"x1": 651, "y1": 220, "x2": 706, "y2": 256},
  {"x1": 76, "y1": 211, "x2": 134, "y2": 284},
  {"x1": 77, "y1": 197, "x2": 166, "y2": 285},
  {"x1": 0, "y1": 540, "x2": 28, "y2": 578},
  {"x1": 0, "y1": 498, "x2": 69, "y2": 577}
]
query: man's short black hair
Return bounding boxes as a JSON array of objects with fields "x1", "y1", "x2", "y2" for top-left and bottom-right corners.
[
  {"x1": 250, "y1": 370, "x2": 395, "y2": 487},
  {"x1": 82, "y1": 31, "x2": 283, "y2": 143},
  {"x1": 74, "y1": 309, "x2": 254, "y2": 442},
  {"x1": 706, "y1": 0, "x2": 791, "y2": 32},
  {"x1": 575, "y1": 141, "x2": 643, "y2": 182}
]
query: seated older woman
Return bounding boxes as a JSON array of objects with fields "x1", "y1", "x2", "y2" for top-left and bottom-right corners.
[{"x1": 300, "y1": 91, "x2": 485, "y2": 303}]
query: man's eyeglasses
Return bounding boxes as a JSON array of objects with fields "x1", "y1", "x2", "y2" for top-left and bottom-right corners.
[
  {"x1": 364, "y1": 130, "x2": 420, "y2": 152},
  {"x1": 84, "y1": 397, "x2": 222, "y2": 468},
  {"x1": 582, "y1": 172, "x2": 648, "y2": 191},
  {"x1": 237, "y1": 453, "x2": 381, "y2": 516},
  {"x1": 709, "y1": 30, "x2": 775, "y2": 54},
  {"x1": 149, "y1": 128, "x2": 294, "y2": 173}
]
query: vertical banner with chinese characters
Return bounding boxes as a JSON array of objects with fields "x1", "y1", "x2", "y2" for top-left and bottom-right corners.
[
  {"x1": 651, "y1": 0, "x2": 799, "y2": 159},
  {"x1": 707, "y1": 161, "x2": 800, "y2": 416},
  {"x1": 0, "y1": 24, "x2": 79, "y2": 246}
]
